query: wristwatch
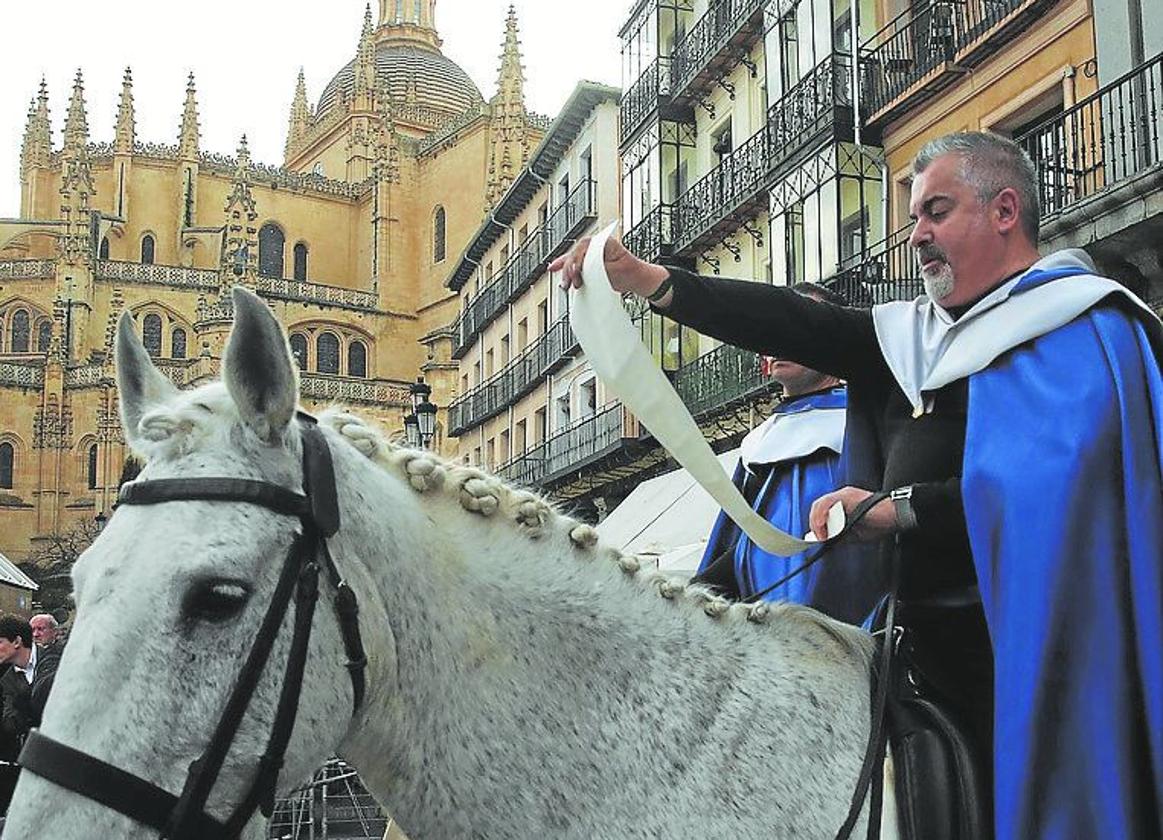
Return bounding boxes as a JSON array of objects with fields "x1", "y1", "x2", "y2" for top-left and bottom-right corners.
[{"x1": 890, "y1": 485, "x2": 919, "y2": 531}]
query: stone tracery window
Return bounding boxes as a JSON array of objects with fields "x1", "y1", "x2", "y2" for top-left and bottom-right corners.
[
  {"x1": 141, "y1": 234, "x2": 155, "y2": 265},
  {"x1": 348, "y1": 340, "x2": 367, "y2": 378},
  {"x1": 99, "y1": 236, "x2": 110, "y2": 259},
  {"x1": 289, "y1": 333, "x2": 308, "y2": 370},
  {"x1": 433, "y1": 206, "x2": 446, "y2": 263},
  {"x1": 293, "y1": 243, "x2": 309, "y2": 282},
  {"x1": 36, "y1": 320, "x2": 52, "y2": 353},
  {"x1": 142, "y1": 313, "x2": 163, "y2": 357},
  {"x1": 10, "y1": 310, "x2": 30, "y2": 353},
  {"x1": 172, "y1": 328, "x2": 187, "y2": 360},
  {"x1": 87, "y1": 442, "x2": 98, "y2": 490},
  {"x1": 0, "y1": 442, "x2": 13, "y2": 489},
  {"x1": 259, "y1": 223, "x2": 286, "y2": 278},
  {"x1": 316, "y1": 332, "x2": 340, "y2": 375}
]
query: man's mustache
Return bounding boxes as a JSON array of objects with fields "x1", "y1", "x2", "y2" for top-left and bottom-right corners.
[{"x1": 917, "y1": 245, "x2": 947, "y2": 265}]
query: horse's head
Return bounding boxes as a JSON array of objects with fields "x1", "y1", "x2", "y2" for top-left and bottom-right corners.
[{"x1": 4, "y1": 288, "x2": 377, "y2": 838}]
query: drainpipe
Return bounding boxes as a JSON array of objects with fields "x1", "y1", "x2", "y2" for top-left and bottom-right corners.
[{"x1": 850, "y1": 0, "x2": 862, "y2": 147}]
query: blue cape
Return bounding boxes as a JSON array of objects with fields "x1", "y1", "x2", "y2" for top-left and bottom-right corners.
[
  {"x1": 963, "y1": 287, "x2": 1163, "y2": 838},
  {"x1": 698, "y1": 389, "x2": 885, "y2": 624}
]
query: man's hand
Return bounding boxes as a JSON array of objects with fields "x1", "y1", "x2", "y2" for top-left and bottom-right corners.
[
  {"x1": 809, "y1": 486, "x2": 899, "y2": 542},
  {"x1": 548, "y1": 234, "x2": 672, "y2": 303}
]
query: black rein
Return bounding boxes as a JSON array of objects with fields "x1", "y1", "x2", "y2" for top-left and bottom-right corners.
[{"x1": 18, "y1": 417, "x2": 368, "y2": 839}]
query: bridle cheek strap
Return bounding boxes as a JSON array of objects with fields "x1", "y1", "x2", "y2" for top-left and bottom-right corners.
[{"x1": 18, "y1": 420, "x2": 367, "y2": 839}]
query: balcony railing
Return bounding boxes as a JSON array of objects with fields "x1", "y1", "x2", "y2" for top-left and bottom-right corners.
[
  {"x1": 822, "y1": 225, "x2": 925, "y2": 306},
  {"x1": 860, "y1": 0, "x2": 1056, "y2": 124},
  {"x1": 623, "y1": 203, "x2": 676, "y2": 263},
  {"x1": 672, "y1": 342, "x2": 773, "y2": 418},
  {"x1": 0, "y1": 360, "x2": 44, "y2": 389},
  {"x1": 620, "y1": 57, "x2": 671, "y2": 143},
  {"x1": 673, "y1": 125, "x2": 770, "y2": 252},
  {"x1": 453, "y1": 179, "x2": 595, "y2": 359},
  {"x1": 497, "y1": 402, "x2": 631, "y2": 488},
  {"x1": 94, "y1": 260, "x2": 219, "y2": 290},
  {"x1": 0, "y1": 259, "x2": 55, "y2": 280},
  {"x1": 1016, "y1": 51, "x2": 1163, "y2": 218},
  {"x1": 256, "y1": 276, "x2": 379, "y2": 312},
  {"x1": 767, "y1": 53, "x2": 854, "y2": 177},
  {"x1": 298, "y1": 374, "x2": 409, "y2": 407},
  {"x1": 670, "y1": 0, "x2": 766, "y2": 103},
  {"x1": 448, "y1": 317, "x2": 576, "y2": 436}
]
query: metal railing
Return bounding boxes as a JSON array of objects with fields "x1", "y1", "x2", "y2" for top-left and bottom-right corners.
[
  {"x1": 453, "y1": 179, "x2": 595, "y2": 358},
  {"x1": 860, "y1": 0, "x2": 1048, "y2": 119},
  {"x1": 767, "y1": 53, "x2": 854, "y2": 175},
  {"x1": 448, "y1": 316, "x2": 576, "y2": 436},
  {"x1": 1016, "y1": 51, "x2": 1163, "y2": 217},
  {"x1": 670, "y1": 0, "x2": 766, "y2": 100},
  {"x1": 620, "y1": 57, "x2": 671, "y2": 142},
  {"x1": 497, "y1": 402, "x2": 629, "y2": 488},
  {"x1": 821, "y1": 224, "x2": 925, "y2": 306},
  {"x1": 673, "y1": 124, "x2": 770, "y2": 251},
  {"x1": 672, "y1": 342, "x2": 773, "y2": 418},
  {"x1": 623, "y1": 203, "x2": 675, "y2": 263}
]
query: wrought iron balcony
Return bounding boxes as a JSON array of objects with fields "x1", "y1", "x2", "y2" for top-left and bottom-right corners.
[
  {"x1": 1016, "y1": 51, "x2": 1163, "y2": 220},
  {"x1": 620, "y1": 57, "x2": 672, "y2": 143},
  {"x1": 860, "y1": 0, "x2": 1058, "y2": 126},
  {"x1": 672, "y1": 342, "x2": 774, "y2": 419},
  {"x1": 670, "y1": 0, "x2": 766, "y2": 107},
  {"x1": 545, "y1": 179, "x2": 599, "y2": 260},
  {"x1": 497, "y1": 402, "x2": 632, "y2": 488},
  {"x1": 673, "y1": 124, "x2": 770, "y2": 253},
  {"x1": 623, "y1": 203, "x2": 676, "y2": 263},
  {"x1": 767, "y1": 53, "x2": 855, "y2": 179},
  {"x1": 821, "y1": 224, "x2": 924, "y2": 307}
]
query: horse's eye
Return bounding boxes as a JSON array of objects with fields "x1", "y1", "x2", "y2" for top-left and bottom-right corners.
[{"x1": 183, "y1": 579, "x2": 251, "y2": 624}]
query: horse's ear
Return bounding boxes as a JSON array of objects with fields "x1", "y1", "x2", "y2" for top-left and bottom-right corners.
[
  {"x1": 223, "y1": 286, "x2": 298, "y2": 443},
  {"x1": 114, "y1": 311, "x2": 178, "y2": 449}
]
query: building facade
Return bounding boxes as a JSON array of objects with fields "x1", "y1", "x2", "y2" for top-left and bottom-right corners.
[{"x1": 0, "y1": 1, "x2": 548, "y2": 564}]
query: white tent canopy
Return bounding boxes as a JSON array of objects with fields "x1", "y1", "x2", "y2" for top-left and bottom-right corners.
[{"x1": 596, "y1": 449, "x2": 739, "y2": 577}]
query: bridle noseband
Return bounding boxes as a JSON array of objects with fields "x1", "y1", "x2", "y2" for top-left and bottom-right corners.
[{"x1": 18, "y1": 416, "x2": 368, "y2": 839}]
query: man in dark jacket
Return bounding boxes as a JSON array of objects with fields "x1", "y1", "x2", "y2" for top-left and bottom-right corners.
[{"x1": 0, "y1": 615, "x2": 61, "y2": 814}]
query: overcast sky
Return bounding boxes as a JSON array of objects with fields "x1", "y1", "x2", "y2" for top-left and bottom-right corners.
[{"x1": 0, "y1": 0, "x2": 628, "y2": 218}]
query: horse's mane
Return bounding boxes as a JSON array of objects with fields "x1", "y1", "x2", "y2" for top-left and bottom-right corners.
[{"x1": 320, "y1": 409, "x2": 873, "y2": 666}]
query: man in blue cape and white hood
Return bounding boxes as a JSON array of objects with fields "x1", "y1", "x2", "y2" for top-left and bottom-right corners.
[
  {"x1": 693, "y1": 284, "x2": 888, "y2": 627},
  {"x1": 554, "y1": 130, "x2": 1163, "y2": 839}
]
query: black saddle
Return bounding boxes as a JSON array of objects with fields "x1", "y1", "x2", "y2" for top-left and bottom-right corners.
[{"x1": 876, "y1": 590, "x2": 993, "y2": 840}]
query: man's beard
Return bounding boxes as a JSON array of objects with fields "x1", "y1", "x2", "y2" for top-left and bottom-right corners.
[{"x1": 923, "y1": 262, "x2": 955, "y2": 302}]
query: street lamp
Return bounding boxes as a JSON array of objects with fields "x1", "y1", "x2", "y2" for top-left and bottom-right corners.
[
  {"x1": 403, "y1": 413, "x2": 420, "y2": 449},
  {"x1": 409, "y1": 377, "x2": 437, "y2": 449}
]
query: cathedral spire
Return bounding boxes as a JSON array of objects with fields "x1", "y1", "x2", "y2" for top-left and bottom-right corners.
[
  {"x1": 354, "y1": 4, "x2": 377, "y2": 106},
  {"x1": 115, "y1": 67, "x2": 136, "y2": 154},
  {"x1": 486, "y1": 7, "x2": 532, "y2": 207},
  {"x1": 178, "y1": 73, "x2": 200, "y2": 160},
  {"x1": 63, "y1": 69, "x2": 90, "y2": 156},
  {"x1": 21, "y1": 78, "x2": 51, "y2": 172},
  {"x1": 285, "y1": 67, "x2": 312, "y2": 159}
]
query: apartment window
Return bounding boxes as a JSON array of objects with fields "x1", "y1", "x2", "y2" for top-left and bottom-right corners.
[
  {"x1": 555, "y1": 393, "x2": 572, "y2": 429},
  {"x1": 534, "y1": 407, "x2": 547, "y2": 443},
  {"x1": 473, "y1": 446, "x2": 482, "y2": 466},
  {"x1": 517, "y1": 318, "x2": 529, "y2": 351},
  {"x1": 839, "y1": 208, "x2": 869, "y2": 264},
  {"x1": 580, "y1": 146, "x2": 593, "y2": 183},
  {"x1": 500, "y1": 244, "x2": 510, "y2": 266},
  {"x1": 711, "y1": 121, "x2": 733, "y2": 159},
  {"x1": 579, "y1": 379, "x2": 597, "y2": 418},
  {"x1": 486, "y1": 438, "x2": 495, "y2": 469},
  {"x1": 557, "y1": 174, "x2": 570, "y2": 207},
  {"x1": 485, "y1": 349, "x2": 495, "y2": 378},
  {"x1": 461, "y1": 373, "x2": 469, "y2": 393},
  {"x1": 499, "y1": 430, "x2": 510, "y2": 464},
  {"x1": 473, "y1": 360, "x2": 482, "y2": 386},
  {"x1": 140, "y1": 234, "x2": 155, "y2": 265},
  {"x1": 518, "y1": 224, "x2": 529, "y2": 245},
  {"x1": 537, "y1": 201, "x2": 549, "y2": 227},
  {"x1": 500, "y1": 334, "x2": 510, "y2": 365},
  {"x1": 0, "y1": 442, "x2": 13, "y2": 489},
  {"x1": 87, "y1": 443, "x2": 98, "y2": 490},
  {"x1": 515, "y1": 419, "x2": 527, "y2": 454},
  {"x1": 537, "y1": 300, "x2": 548, "y2": 334},
  {"x1": 258, "y1": 223, "x2": 285, "y2": 278}
]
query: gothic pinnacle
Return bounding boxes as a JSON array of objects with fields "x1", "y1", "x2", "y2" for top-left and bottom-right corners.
[
  {"x1": 178, "y1": 72, "x2": 200, "y2": 159},
  {"x1": 286, "y1": 68, "x2": 312, "y2": 158},
  {"x1": 354, "y1": 4, "x2": 377, "y2": 102},
  {"x1": 115, "y1": 67, "x2": 136, "y2": 153},
  {"x1": 21, "y1": 79, "x2": 52, "y2": 170},
  {"x1": 63, "y1": 69, "x2": 90, "y2": 154}
]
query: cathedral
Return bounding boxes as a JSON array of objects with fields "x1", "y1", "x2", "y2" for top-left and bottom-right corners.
[{"x1": 0, "y1": 0, "x2": 546, "y2": 564}]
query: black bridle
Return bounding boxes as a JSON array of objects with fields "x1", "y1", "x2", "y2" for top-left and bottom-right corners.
[{"x1": 18, "y1": 417, "x2": 368, "y2": 839}]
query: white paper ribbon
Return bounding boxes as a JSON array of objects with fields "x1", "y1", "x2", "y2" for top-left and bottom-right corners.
[{"x1": 569, "y1": 221, "x2": 844, "y2": 556}]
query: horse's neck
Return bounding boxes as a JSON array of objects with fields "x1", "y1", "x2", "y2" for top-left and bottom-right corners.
[{"x1": 332, "y1": 453, "x2": 872, "y2": 838}]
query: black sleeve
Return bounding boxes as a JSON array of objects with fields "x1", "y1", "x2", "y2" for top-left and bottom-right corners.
[
  {"x1": 29, "y1": 649, "x2": 60, "y2": 726},
  {"x1": 660, "y1": 266, "x2": 893, "y2": 385},
  {"x1": 911, "y1": 478, "x2": 964, "y2": 537}
]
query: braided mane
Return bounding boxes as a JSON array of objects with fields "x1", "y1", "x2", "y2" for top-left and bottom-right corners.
[{"x1": 319, "y1": 409, "x2": 871, "y2": 663}]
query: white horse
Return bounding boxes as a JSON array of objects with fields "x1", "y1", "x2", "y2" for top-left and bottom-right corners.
[{"x1": 3, "y1": 288, "x2": 896, "y2": 839}]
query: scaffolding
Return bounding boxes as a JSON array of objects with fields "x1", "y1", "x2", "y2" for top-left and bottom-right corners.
[{"x1": 268, "y1": 759, "x2": 390, "y2": 840}]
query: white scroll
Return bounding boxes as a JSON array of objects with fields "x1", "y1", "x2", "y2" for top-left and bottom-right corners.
[{"x1": 569, "y1": 221, "x2": 844, "y2": 557}]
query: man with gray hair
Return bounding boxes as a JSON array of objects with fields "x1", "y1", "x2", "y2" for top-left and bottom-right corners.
[
  {"x1": 553, "y1": 130, "x2": 1163, "y2": 839},
  {"x1": 28, "y1": 615, "x2": 59, "y2": 649}
]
